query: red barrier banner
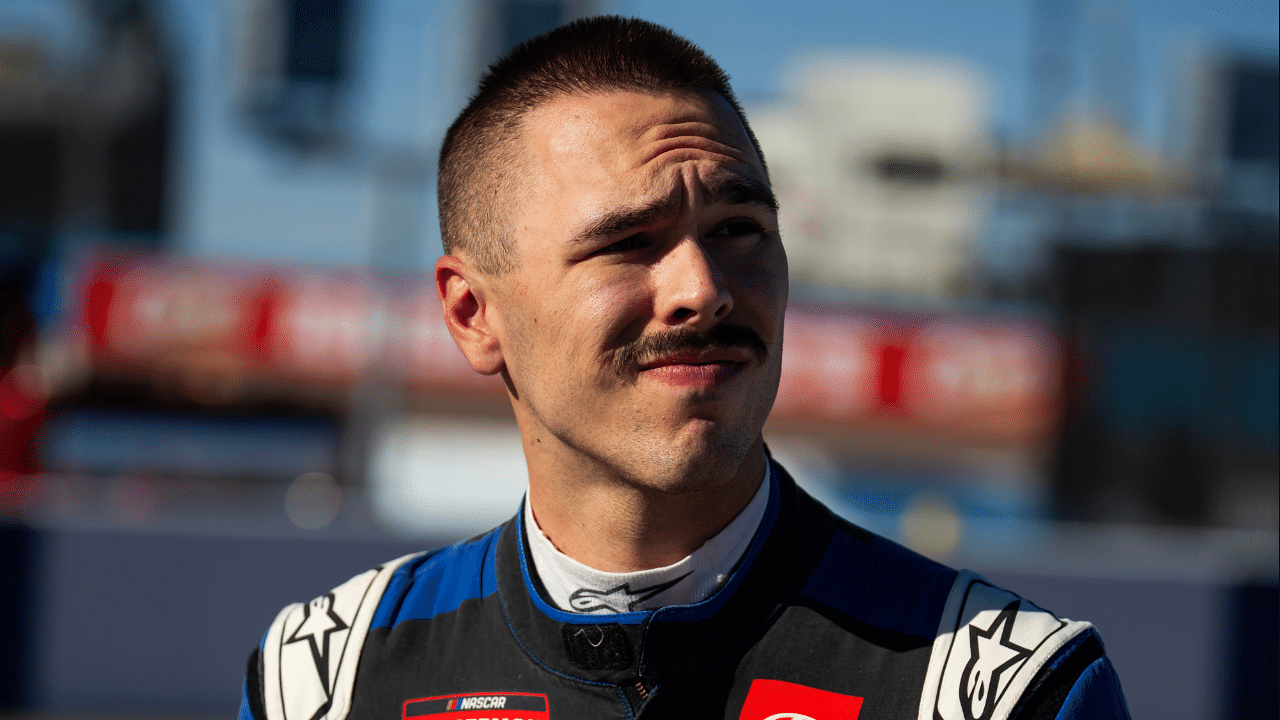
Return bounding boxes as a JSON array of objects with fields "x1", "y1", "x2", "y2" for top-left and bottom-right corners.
[{"x1": 65, "y1": 254, "x2": 1060, "y2": 440}]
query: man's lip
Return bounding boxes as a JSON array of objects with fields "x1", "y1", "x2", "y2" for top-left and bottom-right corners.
[{"x1": 638, "y1": 348, "x2": 754, "y2": 370}]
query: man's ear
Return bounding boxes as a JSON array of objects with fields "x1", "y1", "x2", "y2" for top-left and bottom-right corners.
[{"x1": 435, "y1": 254, "x2": 505, "y2": 375}]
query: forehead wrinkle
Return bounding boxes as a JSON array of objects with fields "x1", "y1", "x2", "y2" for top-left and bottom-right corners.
[
  {"x1": 642, "y1": 119, "x2": 740, "y2": 148},
  {"x1": 642, "y1": 139, "x2": 749, "y2": 168},
  {"x1": 639, "y1": 116, "x2": 753, "y2": 167}
]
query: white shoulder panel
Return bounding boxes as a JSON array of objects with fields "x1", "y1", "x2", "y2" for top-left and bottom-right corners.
[
  {"x1": 918, "y1": 570, "x2": 1092, "y2": 720},
  {"x1": 262, "y1": 552, "x2": 420, "y2": 720}
]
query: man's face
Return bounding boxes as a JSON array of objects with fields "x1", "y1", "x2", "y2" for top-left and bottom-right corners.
[{"x1": 486, "y1": 89, "x2": 787, "y2": 493}]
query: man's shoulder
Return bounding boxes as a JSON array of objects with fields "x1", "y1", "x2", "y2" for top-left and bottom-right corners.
[
  {"x1": 368, "y1": 524, "x2": 505, "y2": 630},
  {"x1": 254, "y1": 549, "x2": 422, "y2": 720},
  {"x1": 789, "y1": 487, "x2": 961, "y2": 640},
  {"x1": 785, "y1": 488, "x2": 1123, "y2": 719},
  {"x1": 918, "y1": 569, "x2": 1102, "y2": 720},
  {"x1": 249, "y1": 525, "x2": 507, "y2": 720},
  {"x1": 274, "y1": 522, "x2": 507, "y2": 636}
]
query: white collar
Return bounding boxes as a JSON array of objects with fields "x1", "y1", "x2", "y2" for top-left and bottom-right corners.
[{"x1": 524, "y1": 463, "x2": 772, "y2": 614}]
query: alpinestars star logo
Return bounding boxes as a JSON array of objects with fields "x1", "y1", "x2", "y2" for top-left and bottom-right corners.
[
  {"x1": 568, "y1": 572, "x2": 691, "y2": 613},
  {"x1": 284, "y1": 593, "x2": 349, "y2": 701},
  {"x1": 959, "y1": 600, "x2": 1032, "y2": 720}
]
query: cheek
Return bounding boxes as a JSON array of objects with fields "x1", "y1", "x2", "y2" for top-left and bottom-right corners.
[
  {"x1": 572, "y1": 270, "x2": 654, "y2": 348},
  {"x1": 731, "y1": 253, "x2": 788, "y2": 323},
  {"x1": 504, "y1": 274, "x2": 651, "y2": 388}
]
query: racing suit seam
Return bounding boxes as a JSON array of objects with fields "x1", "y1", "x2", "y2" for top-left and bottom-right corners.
[{"x1": 615, "y1": 686, "x2": 635, "y2": 720}]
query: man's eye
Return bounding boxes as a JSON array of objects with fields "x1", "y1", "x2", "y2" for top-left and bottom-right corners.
[
  {"x1": 709, "y1": 220, "x2": 764, "y2": 239},
  {"x1": 598, "y1": 234, "x2": 649, "y2": 254}
]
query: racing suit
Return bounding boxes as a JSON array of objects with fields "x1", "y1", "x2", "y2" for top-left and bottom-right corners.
[{"x1": 239, "y1": 461, "x2": 1131, "y2": 719}]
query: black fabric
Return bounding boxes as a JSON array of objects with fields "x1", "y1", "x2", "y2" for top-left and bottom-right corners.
[
  {"x1": 1012, "y1": 632, "x2": 1106, "y2": 720},
  {"x1": 563, "y1": 623, "x2": 633, "y2": 670},
  {"x1": 245, "y1": 648, "x2": 267, "y2": 720}
]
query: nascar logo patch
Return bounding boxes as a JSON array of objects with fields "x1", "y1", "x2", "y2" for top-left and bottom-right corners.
[{"x1": 403, "y1": 692, "x2": 550, "y2": 720}]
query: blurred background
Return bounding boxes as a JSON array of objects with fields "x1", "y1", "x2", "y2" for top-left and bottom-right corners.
[{"x1": 0, "y1": 0, "x2": 1274, "y2": 717}]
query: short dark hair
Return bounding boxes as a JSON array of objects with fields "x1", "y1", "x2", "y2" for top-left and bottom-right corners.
[{"x1": 437, "y1": 15, "x2": 766, "y2": 273}]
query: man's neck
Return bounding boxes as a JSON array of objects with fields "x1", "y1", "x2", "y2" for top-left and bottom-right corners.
[{"x1": 524, "y1": 441, "x2": 768, "y2": 573}]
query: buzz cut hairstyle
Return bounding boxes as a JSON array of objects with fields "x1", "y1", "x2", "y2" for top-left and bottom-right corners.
[{"x1": 437, "y1": 15, "x2": 767, "y2": 274}]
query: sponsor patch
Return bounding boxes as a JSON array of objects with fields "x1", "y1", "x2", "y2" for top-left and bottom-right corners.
[
  {"x1": 739, "y1": 679, "x2": 863, "y2": 720},
  {"x1": 403, "y1": 692, "x2": 550, "y2": 720}
]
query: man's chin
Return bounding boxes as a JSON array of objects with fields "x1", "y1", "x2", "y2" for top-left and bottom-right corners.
[{"x1": 622, "y1": 432, "x2": 761, "y2": 497}]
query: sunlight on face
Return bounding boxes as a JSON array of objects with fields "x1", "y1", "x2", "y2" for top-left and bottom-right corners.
[{"x1": 488, "y1": 90, "x2": 788, "y2": 493}]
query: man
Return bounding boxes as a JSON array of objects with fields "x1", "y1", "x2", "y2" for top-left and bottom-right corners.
[{"x1": 240, "y1": 17, "x2": 1130, "y2": 720}]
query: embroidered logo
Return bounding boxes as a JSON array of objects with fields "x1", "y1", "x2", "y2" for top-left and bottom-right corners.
[
  {"x1": 739, "y1": 679, "x2": 863, "y2": 720},
  {"x1": 283, "y1": 593, "x2": 349, "y2": 700},
  {"x1": 267, "y1": 556, "x2": 420, "y2": 720},
  {"x1": 959, "y1": 601, "x2": 1032, "y2": 720},
  {"x1": 403, "y1": 692, "x2": 550, "y2": 720},
  {"x1": 929, "y1": 576, "x2": 1081, "y2": 720},
  {"x1": 568, "y1": 572, "x2": 691, "y2": 612}
]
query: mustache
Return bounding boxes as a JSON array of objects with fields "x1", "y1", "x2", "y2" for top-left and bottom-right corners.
[{"x1": 613, "y1": 324, "x2": 768, "y2": 375}]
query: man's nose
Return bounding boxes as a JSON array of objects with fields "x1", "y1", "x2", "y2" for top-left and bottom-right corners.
[{"x1": 654, "y1": 236, "x2": 733, "y2": 329}]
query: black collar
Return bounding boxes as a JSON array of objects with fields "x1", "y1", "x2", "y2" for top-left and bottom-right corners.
[{"x1": 493, "y1": 461, "x2": 836, "y2": 688}]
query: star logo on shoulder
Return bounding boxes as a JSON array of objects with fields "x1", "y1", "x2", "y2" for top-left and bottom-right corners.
[
  {"x1": 284, "y1": 593, "x2": 349, "y2": 698},
  {"x1": 959, "y1": 600, "x2": 1032, "y2": 720}
]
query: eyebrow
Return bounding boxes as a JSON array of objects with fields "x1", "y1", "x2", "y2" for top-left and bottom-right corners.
[{"x1": 570, "y1": 175, "x2": 779, "y2": 245}]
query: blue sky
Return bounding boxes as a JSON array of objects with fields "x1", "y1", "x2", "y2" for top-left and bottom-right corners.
[
  {"x1": 4, "y1": 0, "x2": 1275, "y2": 144},
  {"x1": 627, "y1": 0, "x2": 1278, "y2": 144},
  {"x1": 226, "y1": 0, "x2": 1280, "y2": 267}
]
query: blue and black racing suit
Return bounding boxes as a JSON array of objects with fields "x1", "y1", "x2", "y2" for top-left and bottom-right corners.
[{"x1": 239, "y1": 461, "x2": 1130, "y2": 720}]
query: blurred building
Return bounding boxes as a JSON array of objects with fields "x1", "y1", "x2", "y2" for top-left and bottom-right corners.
[
  {"x1": 1014, "y1": 52, "x2": 1280, "y2": 530},
  {"x1": 3, "y1": 0, "x2": 613, "y2": 522},
  {"x1": 0, "y1": 1, "x2": 172, "y2": 246},
  {"x1": 751, "y1": 54, "x2": 992, "y2": 300},
  {"x1": 1, "y1": 0, "x2": 173, "y2": 514},
  {"x1": 744, "y1": 55, "x2": 1063, "y2": 562}
]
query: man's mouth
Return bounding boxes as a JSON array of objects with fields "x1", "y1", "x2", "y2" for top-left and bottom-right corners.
[
  {"x1": 638, "y1": 347, "x2": 754, "y2": 370},
  {"x1": 635, "y1": 347, "x2": 755, "y2": 387},
  {"x1": 637, "y1": 359, "x2": 746, "y2": 386}
]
